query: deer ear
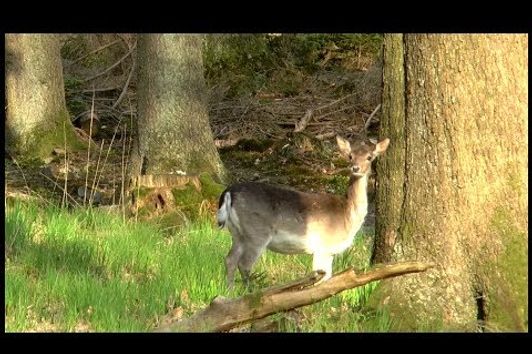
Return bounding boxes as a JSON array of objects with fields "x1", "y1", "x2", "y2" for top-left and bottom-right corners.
[
  {"x1": 374, "y1": 138, "x2": 390, "y2": 155},
  {"x1": 336, "y1": 136, "x2": 351, "y2": 156}
]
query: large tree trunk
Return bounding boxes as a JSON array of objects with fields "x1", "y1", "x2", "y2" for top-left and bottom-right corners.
[
  {"x1": 5, "y1": 34, "x2": 80, "y2": 161},
  {"x1": 373, "y1": 34, "x2": 528, "y2": 331},
  {"x1": 130, "y1": 34, "x2": 224, "y2": 180}
]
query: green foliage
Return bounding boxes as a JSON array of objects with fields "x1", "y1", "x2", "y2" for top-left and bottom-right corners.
[
  {"x1": 61, "y1": 35, "x2": 89, "y2": 61},
  {"x1": 198, "y1": 173, "x2": 225, "y2": 199},
  {"x1": 228, "y1": 139, "x2": 275, "y2": 153},
  {"x1": 203, "y1": 34, "x2": 275, "y2": 97},
  {"x1": 64, "y1": 76, "x2": 84, "y2": 91},
  {"x1": 61, "y1": 35, "x2": 118, "y2": 68},
  {"x1": 6, "y1": 200, "x2": 391, "y2": 332},
  {"x1": 5, "y1": 200, "x2": 230, "y2": 331},
  {"x1": 165, "y1": 173, "x2": 224, "y2": 222},
  {"x1": 268, "y1": 33, "x2": 383, "y2": 71},
  {"x1": 64, "y1": 76, "x2": 87, "y2": 116},
  {"x1": 203, "y1": 34, "x2": 383, "y2": 98},
  {"x1": 333, "y1": 229, "x2": 378, "y2": 310},
  {"x1": 5, "y1": 201, "x2": 39, "y2": 258},
  {"x1": 170, "y1": 185, "x2": 204, "y2": 221}
]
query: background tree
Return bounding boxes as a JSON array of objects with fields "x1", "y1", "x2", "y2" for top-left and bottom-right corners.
[
  {"x1": 5, "y1": 34, "x2": 81, "y2": 161},
  {"x1": 373, "y1": 34, "x2": 528, "y2": 331},
  {"x1": 130, "y1": 34, "x2": 224, "y2": 183}
]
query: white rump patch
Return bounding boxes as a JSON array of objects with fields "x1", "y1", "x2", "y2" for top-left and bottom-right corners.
[{"x1": 217, "y1": 192, "x2": 231, "y2": 228}]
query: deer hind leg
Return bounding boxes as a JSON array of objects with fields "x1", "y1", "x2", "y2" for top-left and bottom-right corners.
[
  {"x1": 237, "y1": 239, "x2": 270, "y2": 288},
  {"x1": 225, "y1": 234, "x2": 244, "y2": 289},
  {"x1": 312, "y1": 253, "x2": 334, "y2": 283}
]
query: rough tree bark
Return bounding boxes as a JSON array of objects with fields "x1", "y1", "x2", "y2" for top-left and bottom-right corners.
[
  {"x1": 5, "y1": 34, "x2": 81, "y2": 161},
  {"x1": 130, "y1": 34, "x2": 224, "y2": 181},
  {"x1": 373, "y1": 34, "x2": 528, "y2": 331}
]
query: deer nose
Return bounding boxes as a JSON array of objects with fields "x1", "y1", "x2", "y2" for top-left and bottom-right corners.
[{"x1": 351, "y1": 165, "x2": 360, "y2": 173}]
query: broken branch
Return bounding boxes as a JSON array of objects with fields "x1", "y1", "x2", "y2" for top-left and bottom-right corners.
[
  {"x1": 112, "y1": 56, "x2": 136, "y2": 109},
  {"x1": 361, "y1": 104, "x2": 381, "y2": 133},
  {"x1": 294, "y1": 109, "x2": 314, "y2": 133},
  {"x1": 154, "y1": 261, "x2": 434, "y2": 333}
]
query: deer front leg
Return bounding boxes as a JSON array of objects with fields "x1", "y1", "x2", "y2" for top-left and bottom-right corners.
[{"x1": 312, "y1": 253, "x2": 333, "y2": 284}]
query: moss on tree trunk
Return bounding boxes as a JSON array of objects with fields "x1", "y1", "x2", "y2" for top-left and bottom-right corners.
[
  {"x1": 373, "y1": 34, "x2": 528, "y2": 331},
  {"x1": 130, "y1": 173, "x2": 225, "y2": 226},
  {"x1": 129, "y1": 34, "x2": 225, "y2": 219},
  {"x1": 5, "y1": 34, "x2": 83, "y2": 162}
]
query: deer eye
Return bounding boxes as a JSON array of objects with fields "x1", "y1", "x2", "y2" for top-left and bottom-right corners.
[
  {"x1": 367, "y1": 155, "x2": 373, "y2": 161},
  {"x1": 349, "y1": 155, "x2": 352, "y2": 161}
]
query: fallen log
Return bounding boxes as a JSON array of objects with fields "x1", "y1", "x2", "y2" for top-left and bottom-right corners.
[{"x1": 154, "y1": 261, "x2": 434, "y2": 332}]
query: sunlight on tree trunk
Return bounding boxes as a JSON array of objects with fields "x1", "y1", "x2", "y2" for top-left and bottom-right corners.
[
  {"x1": 373, "y1": 34, "x2": 528, "y2": 331},
  {"x1": 130, "y1": 34, "x2": 225, "y2": 180},
  {"x1": 5, "y1": 34, "x2": 81, "y2": 161}
]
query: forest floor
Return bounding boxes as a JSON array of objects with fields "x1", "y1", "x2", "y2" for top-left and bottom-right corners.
[
  {"x1": 5, "y1": 34, "x2": 387, "y2": 332},
  {"x1": 5, "y1": 52, "x2": 383, "y2": 225}
]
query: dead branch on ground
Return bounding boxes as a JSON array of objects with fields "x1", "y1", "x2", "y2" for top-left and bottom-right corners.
[
  {"x1": 154, "y1": 261, "x2": 434, "y2": 333},
  {"x1": 294, "y1": 109, "x2": 314, "y2": 133}
]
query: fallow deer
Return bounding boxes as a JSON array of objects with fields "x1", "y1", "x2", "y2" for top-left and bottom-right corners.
[{"x1": 217, "y1": 135, "x2": 390, "y2": 288}]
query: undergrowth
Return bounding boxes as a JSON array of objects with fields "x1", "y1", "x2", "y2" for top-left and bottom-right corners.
[{"x1": 5, "y1": 200, "x2": 390, "y2": 332}]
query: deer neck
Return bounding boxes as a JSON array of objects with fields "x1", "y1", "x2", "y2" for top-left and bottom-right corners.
[{"x1": 345, "y1": 173, "x2": 369, "y2": 227}]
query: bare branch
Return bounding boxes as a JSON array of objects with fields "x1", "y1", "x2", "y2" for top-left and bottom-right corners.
[
  {"x1": 39, "y1": 172, "x2": 80, "y2": 207},
  {"x1": 83, "y1": 41, "x2": 137, "y2": 83},
  {"x1": 315, "y1": 132, "x2": 337, "y2": 140},
  {"x1": 112, "y1": 56, "x2": 136, "y2": 109},
  {"x1": 214, "y1": 138, "x2": 240, "y2": 149},
  {"x1": 314, "y1": 92, "x2": 356, "y2": 111},
  {"x1": 294, "y1": 109, "x2": 314, "y2": 133},
  {"x1": 65, "y1": 39, "x2": 121, "y2": 67},
  {"x1": 154, "y1": 261, "x2": 434, "y2": 332},
  {"x1": 361, "y1": 104, "x2": 381, "y2": 133},
  {"x1": 70, "y1": 86, "x2": 123, "y2": 94}
]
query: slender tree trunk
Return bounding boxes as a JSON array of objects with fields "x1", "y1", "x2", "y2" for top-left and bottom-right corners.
[
  {"x1": 5, "y1": 34, "x2": 80, "y2": 161},
  {"x1": 373, "y1": 34, "x2": 528, "y2": 331},
  {"x1": 130, "y1": 34, "x2": 224, "y2": 181}
]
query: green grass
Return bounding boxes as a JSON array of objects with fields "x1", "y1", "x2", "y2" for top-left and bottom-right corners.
[{"x1": 5, "y1": 200, "x2": 391, "y2": 332}]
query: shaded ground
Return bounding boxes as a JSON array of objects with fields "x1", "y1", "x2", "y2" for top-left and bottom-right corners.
[
  {"x1": 5, "y1": 129, "x2": 379, "y2": 228},
  {"x1": 5, "y1": 34, "x2": 382, "y2": 227}
]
